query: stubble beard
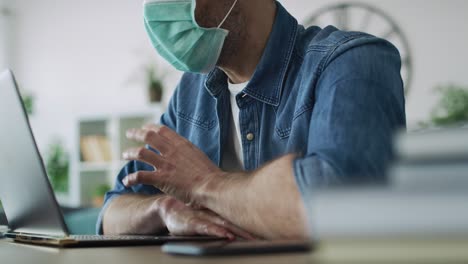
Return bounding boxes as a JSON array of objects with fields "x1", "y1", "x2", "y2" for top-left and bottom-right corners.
[{"x1": 216, "y1": 7, "x2": 246, "y2": 68}]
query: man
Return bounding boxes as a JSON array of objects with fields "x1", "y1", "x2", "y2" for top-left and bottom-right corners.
[{"x1": 97, "y1": 0, "x2": 406, "y2": 239}]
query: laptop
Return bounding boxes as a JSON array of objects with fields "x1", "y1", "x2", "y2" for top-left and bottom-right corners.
[{"x1": 0, "y1": 69, "x2": 223, "y2": 247}]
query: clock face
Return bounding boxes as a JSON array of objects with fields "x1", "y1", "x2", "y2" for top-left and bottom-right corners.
[{"x1": 303, "y1": 2, "x2": 413, "y2": 94}]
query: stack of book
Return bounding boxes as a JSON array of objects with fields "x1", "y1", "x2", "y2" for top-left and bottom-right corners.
[
  {"x1": 390, "y1": 127, "x2": 468, "y2": 190},
  {"x1": 308, "y1": 129, "x2": 468, "y2": 239},
  {"x1": 80, "y1": 136, "x2": 112, "y2": 163}
]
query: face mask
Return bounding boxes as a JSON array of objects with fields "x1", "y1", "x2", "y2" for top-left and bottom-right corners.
[{"x1": 143, "y1": 0, "x2": 238, "y2": 73}]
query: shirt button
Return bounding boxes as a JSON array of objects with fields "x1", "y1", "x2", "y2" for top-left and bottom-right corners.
[{"x1": 246, "y1": 133, "x2": 255, "y2": 141}]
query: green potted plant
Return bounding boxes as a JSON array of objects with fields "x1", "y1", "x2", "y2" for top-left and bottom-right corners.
[
  {"x1": 146, "y1": 64, "x2": 166, "y2": 103},
  {"x1": 429, "y1": 84, "x2": 468, "y2": 127},
  {"x1": 92, "y1": 184, "x2": 112, "y2": 208},
  {"x1": 45, "y1": 140, "x2": 69, "y2": 194},
  {"x1": 21, "y1": 93, "x2": 34, "y2": 115},
  {"x1": 125, "y1": 53, "x2": 171, "y2": 104}
]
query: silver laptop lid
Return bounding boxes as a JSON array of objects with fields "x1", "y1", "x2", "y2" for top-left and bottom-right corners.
[{"x1": 0, "y1": 69, "x2": 69, "y2": 237}]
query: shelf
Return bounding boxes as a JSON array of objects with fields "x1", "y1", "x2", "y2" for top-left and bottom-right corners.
[
  {"x1": 118, "y1": 115, "x2": 154, "y2": 154},
  {"x1": 80, "y1": 171, "x2": 111, "y2": 206},
  {"x1": 79, "y1": 162, "x2": 112, "y2": 172},
  {"x1": 72, "y1": 110, "x2": 163, "y2": 207}
]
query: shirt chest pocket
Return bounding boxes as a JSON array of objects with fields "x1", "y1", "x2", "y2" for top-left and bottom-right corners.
[
  {"x1": 176, "y1": 110, "x2": 217, "y2": 131},
  {"x1": 275, "y1": 103, "x2": 314, "y2": 139}
]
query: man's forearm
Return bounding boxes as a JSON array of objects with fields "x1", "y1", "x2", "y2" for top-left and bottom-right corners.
[
  {"x1": 198, "y1": 154, "x2": 308, "y2": 239},
  {"x1": 103, "y1": 194, "x2": 167, "y2": 235},
  {"x1": 120, "y1": 126, "x2": 308, "y2": 239}
]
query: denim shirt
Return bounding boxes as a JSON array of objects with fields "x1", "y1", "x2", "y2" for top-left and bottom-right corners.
[{"x1": 96, "y1": 2, "x2": 406, "y2": 234}]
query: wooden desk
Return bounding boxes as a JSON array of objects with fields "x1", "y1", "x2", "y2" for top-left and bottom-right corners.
[{"x1": 1, "y1": 239, "x2": 468, "y2": 264}]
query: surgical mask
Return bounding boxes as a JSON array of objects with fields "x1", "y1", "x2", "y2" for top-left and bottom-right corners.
[{"x1": 143, "y1": 0, "x2": 238, "y2": 73}]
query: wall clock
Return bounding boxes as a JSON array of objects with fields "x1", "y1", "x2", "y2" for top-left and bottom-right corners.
[{"x1": 303, "y1": 2, "x2": 413, "y2": 94}]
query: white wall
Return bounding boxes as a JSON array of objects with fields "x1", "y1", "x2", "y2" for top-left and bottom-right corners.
[
  {"x1": 0, "y1": 3, "x2": 5, "y2": 69},
  {"x1": 7, "y1": 0, "x2": 468, "y2": 153},
  {"x1": 285, "y1": 0, "x2": 468, "y2": 129},
  {"x1": 0, "y1": 0, "x2": 13, "y2": 70},
  {"x1": 10, "y1": 0, "x2": 182, "y2": 153}
]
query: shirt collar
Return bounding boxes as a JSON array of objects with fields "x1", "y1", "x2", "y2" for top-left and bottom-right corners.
[{"x1": 205, "y1": 2, "x2": 298, "y2": 106}]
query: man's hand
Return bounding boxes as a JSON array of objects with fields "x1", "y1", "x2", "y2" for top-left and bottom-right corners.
[
  {"x1": 157, "y1": 196, "x2": 254, "y2": 240},
  {"x1": 122, "y1": 125, "x2": 224, "y2": 206},
  {"x1": 120, "y1": 125, "x2": 307, "y2": 239},
  {"x1": 104, "y1": 194, "x2": 253, "y2": 240}
]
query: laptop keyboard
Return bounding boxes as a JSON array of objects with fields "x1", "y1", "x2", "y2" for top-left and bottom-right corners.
[{"x1": 71, "y1": 235, "x2": 160, "y2": 241}]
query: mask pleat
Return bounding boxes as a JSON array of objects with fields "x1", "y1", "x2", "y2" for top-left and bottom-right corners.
[
  {"x1": 179, "y1": 30, "x2": 227, "y2": 72},
  {"x1": 143, "y1": 0, "x2": 231, "y2": 73},
  {"x1": 144, "y1": 1, "x2": 192, "y2": 22}
]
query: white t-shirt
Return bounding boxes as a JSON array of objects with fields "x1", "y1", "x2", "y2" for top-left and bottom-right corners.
[{"x1": 221, "y1": 80, "x2": 248, "y2": 171}]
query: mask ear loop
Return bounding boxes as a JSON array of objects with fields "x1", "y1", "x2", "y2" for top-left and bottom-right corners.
[{"x1": 217, "y1": 0, "x2": 238, "y2": 29}]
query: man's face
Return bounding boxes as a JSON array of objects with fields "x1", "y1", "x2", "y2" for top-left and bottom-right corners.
[
  {"x1": 194, "y1": 0, "x2": 232, "y2": 28},
  {"x1": 194, "y1": 0, "x2": 246, "y2": 67}
]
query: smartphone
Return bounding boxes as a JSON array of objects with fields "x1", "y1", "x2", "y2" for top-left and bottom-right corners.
[{"x1": 162, "y1": 240, "x2": 314, "y2": 256}]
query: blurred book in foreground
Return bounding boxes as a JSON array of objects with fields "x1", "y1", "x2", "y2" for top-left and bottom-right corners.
[
  {"x1": 394, "y1": 128, "x2": 468, "y2": 162},
  {"x1": 305, "y1": 128, "x2": 468, "y2": 240},
  {"x1": 308, "y1": 188, "x2": 468, "y2": 239},
  {"x1": 390, "y1": 163, "x2": 468, "y2": 190},
  {"x1": 390, "y1": 127, "x2": 468, "y2": 190}
]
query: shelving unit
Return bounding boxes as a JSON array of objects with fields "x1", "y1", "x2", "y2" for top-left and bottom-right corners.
[{"x1": 60, "y1": 105, "x2": 163, "y2": 207}]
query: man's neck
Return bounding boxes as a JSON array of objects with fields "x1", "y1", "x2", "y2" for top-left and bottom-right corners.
[{"x1": 219, "y1": 2, "x2": 277, "y2": 84}]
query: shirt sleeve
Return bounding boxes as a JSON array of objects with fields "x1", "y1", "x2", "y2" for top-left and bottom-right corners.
[
  {"x1": 95, "y1": 85, "x2": 180, "y2": 235},
  {"x1": 293, "y1": 38, "x2": 406, "y2": 197}
]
